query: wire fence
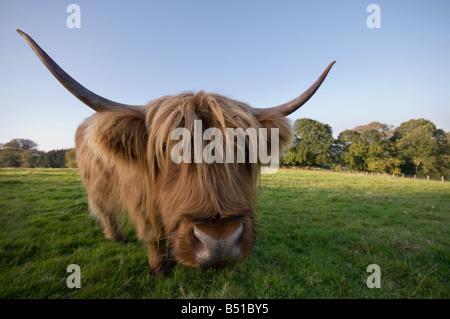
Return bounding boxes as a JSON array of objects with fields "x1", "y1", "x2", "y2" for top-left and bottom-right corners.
[
  {"x1": 341, "y1": 170, "x2": 446, "y2": 182},
  {"x1": 280, "y1": 166, "x2": 447, "y2": 182}
]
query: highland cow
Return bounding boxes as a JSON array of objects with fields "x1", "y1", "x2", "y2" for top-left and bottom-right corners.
[{"x1": 18, "y1": 29, "x2": 335, "y2": 274}]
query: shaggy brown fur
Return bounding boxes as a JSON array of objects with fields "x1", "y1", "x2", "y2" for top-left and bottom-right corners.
[{"x1": 76, "y1": 91, "x2": 292, "y2": 274}]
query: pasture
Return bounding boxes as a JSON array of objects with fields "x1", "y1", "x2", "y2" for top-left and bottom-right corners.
[{"x1": 0, "y1": 168, "x2": 448, "y2": 298}]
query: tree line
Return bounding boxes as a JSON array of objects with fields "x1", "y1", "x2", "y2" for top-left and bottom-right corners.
[
  {"x1": 281, "y1": 118, "x2": 450, "y2": 178},
  {"x1": 1, "y1": 118, "x2": 449, "y2": 177},
  {"x1": 0, "y1": 139, "x2": 76, "y2": 168}
]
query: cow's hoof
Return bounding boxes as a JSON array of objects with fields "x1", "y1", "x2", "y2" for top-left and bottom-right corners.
[
  {"x1": 150, "y1": 259, "x2": 173, "y2": 277},
  {"x1": 105, "y1": 232, "x2": 127, "y2": 244}
]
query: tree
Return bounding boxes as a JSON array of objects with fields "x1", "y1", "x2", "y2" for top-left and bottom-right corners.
[
  {"x1": 353, "y1": 121, "x2": 395, "y2": 139},
  {"x1": 0, "y1": 144, "x2": 21, "y2": 167},
  {"x1": 394, "y1": 119, "x2": 449, "y2": 176},
  {"x1": 282, "y1": 118, "x2": 335, "y2": 167},
  {"x1": 36, "y1": 149, "x2": 68, "y2": 168},
  {"x1": 0, "y1": 139, "x2": 38, "y2": 167},
  {"x1": 65, "y1": 148, "x2": 77, "y2": 168},
  {"x1": 0, "y1": 139, "x2": 75, "y2": 168},
  {"x1": 21, "y1": 149, "x2": 40, "y2": 168},
  {"x1": 335, "y1": 130, "x2": 361, "y2": 170},
  {"x1": 441, "y1": 132, "x2": 450, "y2": 177},
  {"x1": 359, "y1": 129, "x2": 401, "y2": 173},
  {"x1": 337, "y1": 125, "x2": 401, "y2": 173}
]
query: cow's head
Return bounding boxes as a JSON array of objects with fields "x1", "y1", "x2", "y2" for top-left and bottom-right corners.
[{"x1": 18, "y1": 30, "x2": 334, "y2": 267}]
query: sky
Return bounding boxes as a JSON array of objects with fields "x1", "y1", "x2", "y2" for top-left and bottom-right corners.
[{"x1": 0, "y1": 0, "x2": 449, "y2": 151}]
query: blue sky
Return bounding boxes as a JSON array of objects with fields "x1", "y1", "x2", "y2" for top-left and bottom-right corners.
[{"x1": 1, "y1": 0, "x2": 449, "y2": 151}]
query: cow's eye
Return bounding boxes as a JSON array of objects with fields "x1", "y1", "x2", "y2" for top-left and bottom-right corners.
[{"x1": 162, "y1": 143, "x2": 167, "y2": 152}]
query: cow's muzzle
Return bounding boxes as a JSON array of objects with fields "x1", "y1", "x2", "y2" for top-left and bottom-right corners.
[{"x1": 193, "y1": 222, "x2": 243, "y2": 265}]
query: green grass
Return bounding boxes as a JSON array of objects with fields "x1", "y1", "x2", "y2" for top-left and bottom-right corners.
[{"x1": 0, "y1": 168, "x2": 448, "y2": 298}]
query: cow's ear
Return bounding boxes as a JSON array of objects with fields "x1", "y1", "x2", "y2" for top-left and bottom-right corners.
[
  {"x1": 88, "y1": 110, "x2": 148, "y2": 165},
  {"x1": 255, "y1": 111, "x2": 293, "y2": 149}
]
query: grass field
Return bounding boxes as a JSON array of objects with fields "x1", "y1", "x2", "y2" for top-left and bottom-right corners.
[{"x1": 0, "y1": 168, "x2": 448, "y2": 298}]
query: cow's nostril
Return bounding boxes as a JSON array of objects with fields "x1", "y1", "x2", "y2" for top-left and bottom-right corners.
[
  {"x1": 192, "y1": 228, "x2": 207, "y2": 253},
  {"x1": 192, "y1": 223, "x2": 243, "y2": 265}
]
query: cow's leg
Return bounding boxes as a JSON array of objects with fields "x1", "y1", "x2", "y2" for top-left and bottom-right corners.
[
  {"x1": 89, "y1": 200, "x2": 127, "y2": 243},
  {"x1": 100, "y1": 214, "x2": 127, "y2": 243},
  {"x1": 133, "y1": 219, "x2": 171, "y2": 275},
  {"x1": 148, "y1": 241, "x2": 171, "y2": 276}
]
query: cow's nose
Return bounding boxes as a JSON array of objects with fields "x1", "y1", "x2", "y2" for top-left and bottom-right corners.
[{"x1": 193, "y1": 223, "x2": 243, "y2": 265}]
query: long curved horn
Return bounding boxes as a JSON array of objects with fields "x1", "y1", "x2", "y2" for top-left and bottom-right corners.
[
  {"x1": 253, "y1": 61, "x2": 335, "y2": 117},
  {"x1": 17, "y1": 29, "x2": 144, "y2": 113}
]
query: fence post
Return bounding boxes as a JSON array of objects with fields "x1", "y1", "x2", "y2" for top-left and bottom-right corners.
[
  {"x1": 402, "y1": 173, "x2": 405, "y2": 179},
  {"x1": 427, "y1": 175, "x2": 430, "y2": 180},
  {"x1": 442, "y1": 176, "x2": 445, "y2": 182},
  {"x1": 392, "y1": 173, "x2": 395, "y2": 178},
  {"x1": 414, "y1": 174, "x2": 416, "y2": 179}
]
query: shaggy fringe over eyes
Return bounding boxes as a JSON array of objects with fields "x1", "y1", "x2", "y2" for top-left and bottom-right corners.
[
  {"x1": 143, "y1": 92, "x2": 293, "y2": 242},
  {"x1": 146, "y1": 93, "x2": 257, "y2": 237}
]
